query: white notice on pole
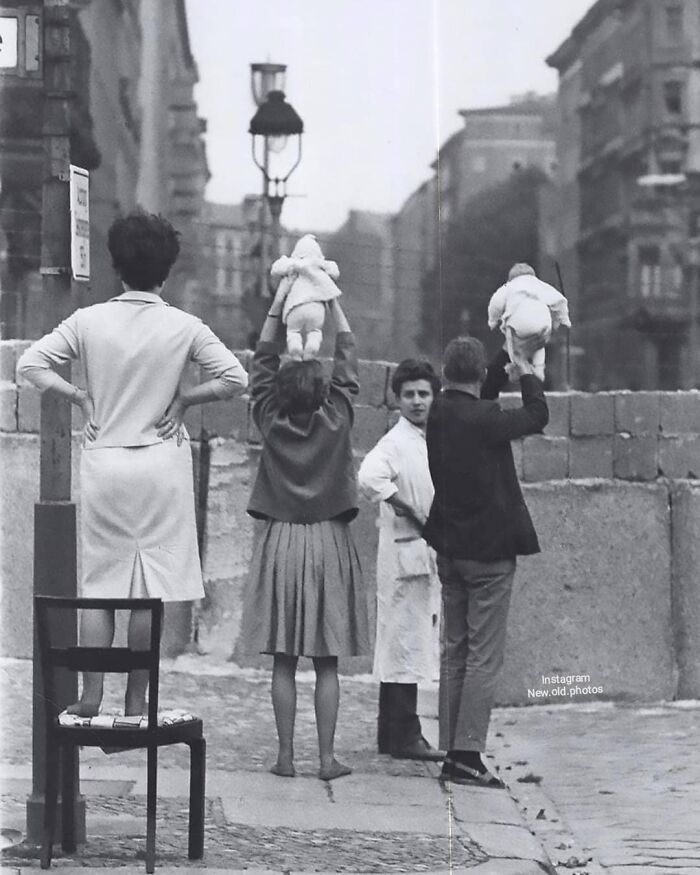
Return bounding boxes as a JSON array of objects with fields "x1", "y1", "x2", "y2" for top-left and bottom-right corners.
[{"x1": 69, "y1": 165, "x2": 90, "y2": 282}]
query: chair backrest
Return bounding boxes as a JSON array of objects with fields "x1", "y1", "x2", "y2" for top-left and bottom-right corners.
[{"x1": 34, "y1": 597, "x2": 163, "y2": 731}]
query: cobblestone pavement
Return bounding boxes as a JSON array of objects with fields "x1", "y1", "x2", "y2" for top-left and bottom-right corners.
[
  {"x1": 490, "y1": 701, "x2": 700, "y2": 875},
  {"x1": 1, "y1": 658, "x2": 525, "y2": 873},
  {"x1": 5, "y1": 657, "x2": 698, "y2": 873},
  {"x1": 2, "y1": 792, "x2": 485, "y2": 871}
]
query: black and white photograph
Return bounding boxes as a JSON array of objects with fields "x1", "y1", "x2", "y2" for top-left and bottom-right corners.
[{"x1": 1, "y1": 1, "x2": 699, "y2": 873}]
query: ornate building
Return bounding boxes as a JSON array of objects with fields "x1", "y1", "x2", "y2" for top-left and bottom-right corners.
[
  {"x1": 0, "y1": 0, "x2": 208, "y2": 339},
  {"x1": 547, "y1": 0, "x2": 700, "y2": 389}
]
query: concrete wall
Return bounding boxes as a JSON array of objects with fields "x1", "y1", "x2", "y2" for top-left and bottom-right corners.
[{"x1": 3, "y1": 340, "x2": 700, "y2": 702}]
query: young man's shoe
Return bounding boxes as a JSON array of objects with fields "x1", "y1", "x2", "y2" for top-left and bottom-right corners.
[
  {"x1": 391, "y1": 736, "x2": 446, "y2": 761},
  {"x1": 439, "y1": 759, "x2": 506, "y2": 788}
]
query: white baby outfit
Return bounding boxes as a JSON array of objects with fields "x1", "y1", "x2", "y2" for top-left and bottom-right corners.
[
  {"x1": 270, "y1": 234, "x2": 342, "y2": 360},
  {"x1": 488, "y1": 275, "x2": 571, "y2": 380}
]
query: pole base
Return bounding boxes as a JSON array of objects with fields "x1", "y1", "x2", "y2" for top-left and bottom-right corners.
[{"x1": 26, "y1": 793, "x2": 86, "y2": 846}]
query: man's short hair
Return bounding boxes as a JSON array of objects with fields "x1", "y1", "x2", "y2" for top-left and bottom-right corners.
[
  {"x1": 443, "y1": 336, "x2": 486, "y2": 384},
  {"x1": 391, "y1": 358, "x2": 441, "y2": 398},
  {"x1": 508, "y1": 262, "x2": 536, "y2": 281}
]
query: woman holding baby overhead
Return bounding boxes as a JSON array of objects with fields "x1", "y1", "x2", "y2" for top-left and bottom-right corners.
[{"x1": 240, "y1": 237, "x2": 369, "y2": 781}]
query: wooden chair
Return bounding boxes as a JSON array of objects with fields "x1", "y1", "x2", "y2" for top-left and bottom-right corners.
[{"x1": 34, "y1": 596, "x2": 206, "y2": 873}]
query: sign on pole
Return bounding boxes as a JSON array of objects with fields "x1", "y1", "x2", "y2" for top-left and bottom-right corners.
[{"x1": 69, "y1": 164, "x2": 90, "y2": 281}]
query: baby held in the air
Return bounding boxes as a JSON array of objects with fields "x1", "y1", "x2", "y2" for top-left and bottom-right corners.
[
  {"x1": 488, "y1": 263, "x2": 571, "y2": 381},
  {"x1": 270, "y1": 234, "x2": 342, "y2": 360}
]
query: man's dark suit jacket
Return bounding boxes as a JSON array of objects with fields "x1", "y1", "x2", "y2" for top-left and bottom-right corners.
[{"x1": 423, "y1": 349, "x2": 549, "y2": 562}]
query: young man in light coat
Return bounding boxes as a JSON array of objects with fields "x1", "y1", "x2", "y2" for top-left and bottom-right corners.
[{"x1": 358, "y1": 359, "x2": 444, "y2": 761}]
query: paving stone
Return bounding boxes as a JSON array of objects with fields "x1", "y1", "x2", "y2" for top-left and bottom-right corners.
[
  {"x1": 614, "y1": 391, "x2": 660, "y2": 435},
  {"x1": 16, "y1": 385, "x2": 40, "y2": 433},
  {"x1": 660, "y1": 391, "x2": 700, "y2": 434},
  {"x1": 613, "y1": 434, "x2": 658, "y2": 481},
  {"x1": 358, "y1": 360, "x2": 390, "y2": 407},
  {"x1": 544, "y1": 392, "x2": 570, "y2": 437},
  {"x1": 330, "y1": 772, "x2": 444, "y2": 806},
  {"x1": 0, "y1": 343, "x2": 17, "y2": 383},
  {"x1": 490, "y1": 703, "x2": 700, "y2": 874},
  {"x1": 568, "y1": 436, "x2": 613, "y2": 479},
  {"x1": 522, "y1": 435, "x2": 568, "y2": 481},
  {"x1": 570, "y1": 392, "x2": 615, "y2": 436},
  {"x1": 658, "y1": 435, "x2": 700, "y2": 478},
  {"x1": 0, "y1": 382, "x2": 17, "y2": 431},
  {"x1": 221, "y1": 796, "x2": 450, "y2": 835},
  {"x1": 465, "y1": 823, "x2": 549, "y2": 863},
  {"x1": 353, "y1": 405, "x2": 390, "y2": 453},
  {"x1": 447, "y1": 785, "x2": 525, "y2": 826}
]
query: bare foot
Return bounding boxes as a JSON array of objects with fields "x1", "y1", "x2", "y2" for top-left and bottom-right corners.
[
  {"x1": 318, "y1": 759, "x2": 352, "y2": 781},
  {"x1": 65, "y1": 700, "x2": 100, "y2": 717},
  {"x1": 270, "y1": 762, "x2": 295, "y2": 778}
]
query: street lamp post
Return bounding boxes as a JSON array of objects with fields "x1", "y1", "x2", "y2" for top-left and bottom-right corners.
[
  {"x1": 249, "y1": 63, "x2": 287, "y2": 300},
  {"x1": 249, "y1": 83, "x2": 303, "y2": 306}
]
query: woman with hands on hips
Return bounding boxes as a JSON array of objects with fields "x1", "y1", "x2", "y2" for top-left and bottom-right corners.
[{"x1": 17, "y1": 210, "x2": 248, "y2": 718}]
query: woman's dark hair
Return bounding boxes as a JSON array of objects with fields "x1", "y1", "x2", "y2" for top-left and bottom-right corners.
[
  {"x1": 443, "y1": 336, "x2": 487, "y2": 384},
  {"x1": 276, "y1": 360, "x2": 329, "y2": 414},
  {"x1": 107, "y1": 210, "x2": 180, "y2": 290},
  {"x1": 391, "y1": 358, "x2": 441, "y2": 399}
]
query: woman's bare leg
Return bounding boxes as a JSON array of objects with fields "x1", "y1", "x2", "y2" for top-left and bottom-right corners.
[
  {"x1": 313, "y1": 656, "x2": 351, "y2": 780},
  {"x1": 66, "y1": 609, "x2": 115, "y2": 716},
  {"x1": 270, "y1": 654, "x2": 298, "y2": 776},
  {"x1": 125, "y1": 608, "x2": 151, "y2": 715}
]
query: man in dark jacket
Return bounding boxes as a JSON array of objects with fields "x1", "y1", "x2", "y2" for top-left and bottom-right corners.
[{"x1": 423, "y1": 335, "x2": 548, "y2": 787}]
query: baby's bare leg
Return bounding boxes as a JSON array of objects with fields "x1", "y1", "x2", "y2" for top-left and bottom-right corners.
[
  {"x1": 66, "y1": 608, "x2": 115, "y2": 716},
  {"x1": 530, "y1": 347, "x2": 546, "y2": 381},
  {"x1": 303, "y1": 329, "x2": 323, "y2": 360},
  {"x1": 286, "y1": 329, "x2": 304, "y2": 360}
]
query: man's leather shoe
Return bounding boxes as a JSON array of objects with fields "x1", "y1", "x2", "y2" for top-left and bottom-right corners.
[{"x1": 391, "y1": 737, "x2": 446, "y2": 761}]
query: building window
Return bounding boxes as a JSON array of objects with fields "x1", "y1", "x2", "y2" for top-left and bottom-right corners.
[
  {"x1": 663, "y1": 80, "x2": 683, "y2": 115},
  {"x1": 639, "y1": 245, "x2": 661, "y2": 298},
  {"x1": 669, "y1": 262, "x2": 683, "y2": 298},
  {"x1": 665, "y1": 4, "x2": 683, "y2": 44}
]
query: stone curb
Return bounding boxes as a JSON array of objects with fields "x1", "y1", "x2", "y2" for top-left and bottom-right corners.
[{"x1": 8, "y1": 866, "x2": 549, "y2": 875}]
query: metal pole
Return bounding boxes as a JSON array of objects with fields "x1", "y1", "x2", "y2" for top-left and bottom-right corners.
[
  {"x1": 26, "y1": 0, "x2": 85, "y2": 844},
  {"x1": 258, "y1": 141, "x2": 269, "y2": 299},
  {"x1": 554, "y1": 260, "x2": 571, "y2": 390},
  {"x1": 690, "y1": 254, "x2": 699, "y2": 388},
  {"x1": 268, "y1": 194, "x2": 283, "y2": 267}
]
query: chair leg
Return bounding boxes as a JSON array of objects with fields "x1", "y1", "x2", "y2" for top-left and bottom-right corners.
[
  {"x1": 61, "y1": 745, "x2": 77, "y2": 853},
  {"x1": 188, "y1": 739, "x2": 206, "y2": 860},
  {"x1": 145, "y1": 745, "x2": 158, "y2": 874},
  {"x1": 41, "y1": 737, "x2": 60, "y2": 869}
]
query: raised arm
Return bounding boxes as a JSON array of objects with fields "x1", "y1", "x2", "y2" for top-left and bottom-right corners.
[
  {"x1": 483, "y1": 343, "x2": 548, "y2": 444},
  {"x1": 480, "y1": 348, "x2": 511, "y2": 400},
  {"x1": 327, "y1": 299, "x2": 359, "y2": 397}
]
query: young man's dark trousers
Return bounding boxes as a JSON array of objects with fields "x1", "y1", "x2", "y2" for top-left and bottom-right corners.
[{"x1": 377, "y1": 682, "x2": 422, "y2": 754}]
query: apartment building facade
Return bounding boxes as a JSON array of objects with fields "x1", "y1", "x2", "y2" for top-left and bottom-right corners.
[{"x1": 547, "y1": 0, "x2": 700, "y2": 389}]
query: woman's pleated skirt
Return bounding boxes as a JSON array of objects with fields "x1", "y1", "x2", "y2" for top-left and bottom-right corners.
[
  {"x1": 239, "y1": 519, "x2": 370, "y2": 658},
  {"x1": 80, "y1": 440, "x2": 205, "y2": 602}
]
